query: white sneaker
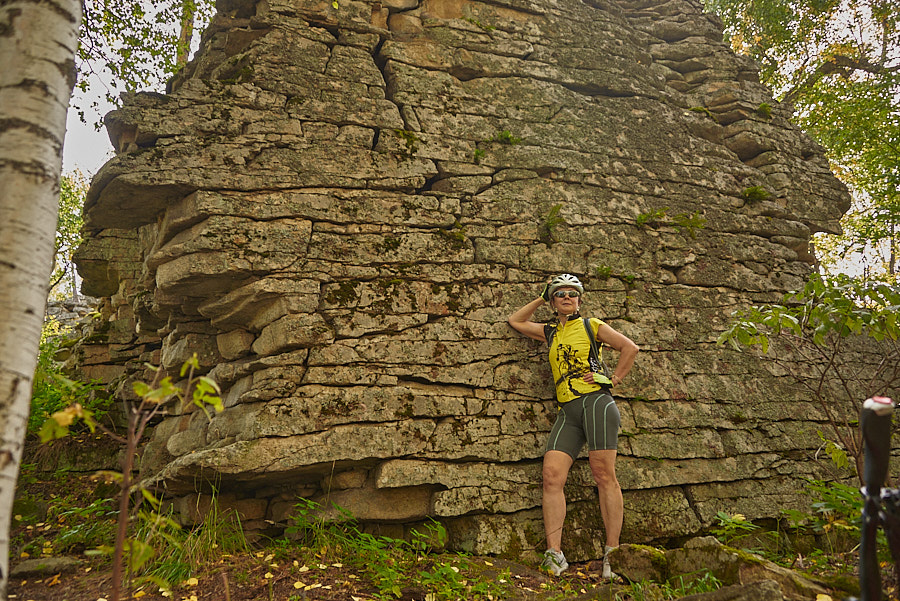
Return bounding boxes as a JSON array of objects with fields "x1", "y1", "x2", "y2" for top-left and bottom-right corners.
[
  {"x1": 541, "y1": 548, "x2": 569, "y2": 576},
  {"x1": 602, "y1": 545, "x2": 618, "y2": 580}
]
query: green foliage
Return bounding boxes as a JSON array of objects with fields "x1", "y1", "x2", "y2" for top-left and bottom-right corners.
[
  {"x1": 41, "y1": 354, "x2": 224, "y2": 601},
  {"x1": 663, "y1": 571, "x2": 723, "y2": 597},
  {"x1": 782, "y1": 479, "x2": 869, "y2": 559},
  {"x1": 702, "y1": 0, "x2": 900, "y2": 281},
  {"x1": 689, "y1": 106, "x2": 717, "y2": 120},
  {"x1": 817, "y1": 430, "x2": 851, "y2": 471},
  {"x1": 283, "y1": 499, "x2": 509, "y2": 600},
  {"x1": 636, "y1": 207, "x2": 706, "y2": 238},
  {"x1": 75, "y1": 1, "x2": 216, "y2": 122},
  {"x1": 718, "y1": 273, "x2": 900, "y2": 353},
  {"x1": 491, "y1": 129, "x2": 522, "y2": 145},
  {"x1": 473, "y1": 148, "x2": 485, "y2": 163},
  {"x1": 51, "y1": 172, "x2": 87, "y2": 300},
  {"x1": 718, "y1": 273, "x2": 900, "y2": 480},
  {"x1": 710, "y1": 511, "x2": 763, "y2": 551},
  {"x1": 463, "y1": 16, "x2": 496, "y2": 31},
  {"x1": 756, "y1": 102, "x2": 773, "y2": 118},
  {"x1": 393, "y1": 129, "x2": 421, "y2": 156},
  {"x1": 616, "y1": 570, "x2": 723, "y2": 600},
  {"x1": 672, "y1": 210, "x2": 707, "y2": 238},
  {"x1": 636, "y1": 207, "x2": 668, "y2": 227},
  {"x1": 538, "y1": 203, "x2": 565, "y2": 244},
  {"x1": 55, "y1": 498, "x2": 118, "y2": 551},
  {"x1": 741, "y1": 186, "x2": 771, "y2": 202},
  {"x1": 595, "y1": 264, "x2": 613, "y2": 279},
  {"x1": 31, "y1": 319, "x2": 112, "y2": 436},
  {"x1": 135, "y1": 496, "x2": 248, "y2": 589}
]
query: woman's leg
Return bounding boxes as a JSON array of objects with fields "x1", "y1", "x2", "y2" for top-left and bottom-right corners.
[
  {"x1": 542, "y1": 450, "x2": 574, "y2": 551},
  {"x1": 588, "y1": 449, "x2": 623, "y2": 548}
]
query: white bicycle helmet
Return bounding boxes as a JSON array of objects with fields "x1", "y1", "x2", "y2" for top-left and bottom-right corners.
[{"x1": 548, "y1": 273, "x2": 584, "y2": 296}]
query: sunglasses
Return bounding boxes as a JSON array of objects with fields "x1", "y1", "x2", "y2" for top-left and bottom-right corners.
[{"x1": 553, "y1": 290, "x2": 581, "y2": 298}]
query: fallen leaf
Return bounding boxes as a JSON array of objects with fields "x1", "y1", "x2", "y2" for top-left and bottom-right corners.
[
  {"x1": 293, "y1": 581, "x2": 306, "y2": 589},
  {"x1": 47, "y1": 574, "x2": 61, "y2": 587},
  {"x1": 185, "y1": 577, "x2": 199, "y2": 586},
  {"x1": 264, "y1": 572, "x2": 274, "y2": 579},
  {"x1": 298, "y1": 565, "x2": 310, "y2": 573}
]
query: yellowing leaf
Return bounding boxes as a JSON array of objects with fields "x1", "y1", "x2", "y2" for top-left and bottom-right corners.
[
  {"x1": 264, "y1": 572, "x2": 274, "y2": 579},
  {"x1": 816, "y1": 596, "x2": 834, "y2": 601},
  {"x1": 185, "y1": 577, "x2": 199, "y2": 586},
  {"x1": 294, "y1": 581, "x2": 306, "y2": 589}
]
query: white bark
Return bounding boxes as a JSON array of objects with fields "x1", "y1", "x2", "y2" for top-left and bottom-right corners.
[{"x1": 0, "y1": 0, "x2": 81, "y2": 594}]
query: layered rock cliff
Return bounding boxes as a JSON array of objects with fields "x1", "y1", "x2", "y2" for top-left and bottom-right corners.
[{"x1": 74, "y1": 0, "x2": 850, "y2": 560}]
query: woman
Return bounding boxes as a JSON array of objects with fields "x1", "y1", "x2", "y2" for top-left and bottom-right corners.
[{"x1": 508, "y1": 273, "x2": 639, "y2": 578}]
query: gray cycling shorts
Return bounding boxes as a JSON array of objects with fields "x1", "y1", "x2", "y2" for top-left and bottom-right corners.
[{"x1": 545, "y1": 391, "x2": 620, "y2": 458}]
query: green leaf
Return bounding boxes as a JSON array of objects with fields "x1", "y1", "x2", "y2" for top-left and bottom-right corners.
[
  {"x1": 127, "y1": 539, "x2": 156, "y2": 572},
  {"x1": 38, "y1": 418, "x2": 70, "y2": 443}
]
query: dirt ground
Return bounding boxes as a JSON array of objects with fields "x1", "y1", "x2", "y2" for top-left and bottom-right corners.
[
  {"x1": 8, "y1": 549, "x2": 615, "y2": 601},
  {"x1": 8, "y1": 454, "x2": 616, "y2": 601}
]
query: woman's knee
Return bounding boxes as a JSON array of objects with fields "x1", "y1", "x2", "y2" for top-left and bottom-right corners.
[
  {"x1": 590, "y1": 464, "x2": 617, "y2": 488},
  {"x1": 543, "y1": 452, "x2": 572, "y2": 490},
  {"x1": 543, "y1": 464, "x2": 568, "y2": 490},
  {"x1": 588, "y1": 452, "x2": 618, "y2": 487}
]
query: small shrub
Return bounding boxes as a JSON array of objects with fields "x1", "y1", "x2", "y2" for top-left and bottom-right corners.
[
  {"x1": 741, "y1": 186, "x2": 770, "y2": 202},
  {"x1": 672, "y1": 210, "x2": 707, "y2": 238},
  {"x1": 636, "y1": 208, "x2": 668, "y2": 227},
  {"x1": 538, "y1": 203, "x2": 565, "y2": 244},
  {"x1": 31, "y1": 319, "x2": 112, "y2": 435},
  {"x1": 492, "y1": 129, "x2": 521, "y2": 145}
]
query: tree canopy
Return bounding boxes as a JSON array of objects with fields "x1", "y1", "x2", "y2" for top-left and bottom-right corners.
[
  {"x1": 704, "y1": 0, "x2": 900, "y2": 281},
  {"x1": 74, "y1": 0, "x2": 215, "y2": 123}
]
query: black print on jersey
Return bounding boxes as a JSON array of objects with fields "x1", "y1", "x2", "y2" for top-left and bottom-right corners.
[{"x1": 555, "y1": 343, "x2": 585, "y2": 395}]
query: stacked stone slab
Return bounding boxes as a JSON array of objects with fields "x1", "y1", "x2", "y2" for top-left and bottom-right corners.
[{"x1": 74, "y1": 0, "x2": 850, "y2": 560}]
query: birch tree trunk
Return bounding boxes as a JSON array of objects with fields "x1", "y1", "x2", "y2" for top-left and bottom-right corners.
[{"x1": 0, "y1": 0, "x2": 81, "y2": 595}]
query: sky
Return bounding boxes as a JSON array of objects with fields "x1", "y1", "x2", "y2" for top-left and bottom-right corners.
[{"x1": 63, "y1": 101, "x2": 115, "y2": 176}]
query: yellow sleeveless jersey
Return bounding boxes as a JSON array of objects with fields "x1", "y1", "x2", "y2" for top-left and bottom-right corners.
[{"x1": 545, "y1": 316, "x2": 612, "y2": 404}]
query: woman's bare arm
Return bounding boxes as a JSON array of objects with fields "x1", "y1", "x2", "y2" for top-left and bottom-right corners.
[
  {"x1": 597, "y1": 323, "x2": 639, "y2": 386},
  {"x1": 508, "y1": 297, "x2": 548, "y2": 342}
]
